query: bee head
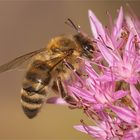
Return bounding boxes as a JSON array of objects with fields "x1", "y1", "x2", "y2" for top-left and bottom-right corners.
[
  {"x1": 74, "y1": 33, "x2": 94, "y2": 59},
  {"x1": 65, "y1": 18, "x2": 94, "y2": 59}
]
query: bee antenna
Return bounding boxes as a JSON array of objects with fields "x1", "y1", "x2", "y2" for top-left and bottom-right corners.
[{"x1": 65, "y1": 18, "x2": 80, "y2": 32}]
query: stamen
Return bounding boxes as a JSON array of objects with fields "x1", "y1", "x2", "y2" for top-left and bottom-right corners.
[
  {"x1": 120, "y1": 30, "x2": 129, "y2": 40},
  {"x1": 80, "y1": 119, "x2": 93, "y2": 136},
  {"x1": 133, "y1": 35, "x2": 140, "y2": 49}
]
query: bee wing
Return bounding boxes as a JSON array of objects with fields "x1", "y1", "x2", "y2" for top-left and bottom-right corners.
[{"x1": 0, "y1": 48, "x2": 46, "y2": 73}]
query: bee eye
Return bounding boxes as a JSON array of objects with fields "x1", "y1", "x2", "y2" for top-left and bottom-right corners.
[{"x1": 84, "y1": 44, "x2": 94, "y2": 53}]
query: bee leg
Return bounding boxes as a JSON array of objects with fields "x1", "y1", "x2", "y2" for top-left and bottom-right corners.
[
  {"x1": 56, "y1": 77, "x2": 77, "y2": 107},
  {"x1": 63, "y1": 59, "x2": 80, "y2": 76},
  {"x1": 63, "y1": 59, "x2": 84, "y2": 87}
]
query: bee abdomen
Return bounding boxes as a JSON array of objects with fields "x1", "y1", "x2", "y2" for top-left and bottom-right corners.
[
  {"x1": 23, "y1": 60, "x2": 52, "y2": 93},
  {"x1": 21, "y1": 60, "x2": 52, "y2": 118},
  {"x1": 21, "y1": 89, "x2": 46, "y2": 119}
]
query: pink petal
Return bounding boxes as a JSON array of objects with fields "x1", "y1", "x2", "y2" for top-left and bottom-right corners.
[
  {"x1": 123, "y1": 128, "x2": 140, "y2": 140},
  {"x1": 88, "y1": 10, "x2": 106, "y2": 40},
  {"x1": 109, "y1": 105, "x2": 136, "y2": 124},
  {"x1": 74, "y1": 125, "x2": 89, "y2": 134},
  {"x1": 85, "y1": 61, "x2": 99, "y2": 79},
  {"x1": 97, "y1": 42, "x2": 118, "y2": 66},
  {"x1": 74, "y1": 125, "x2": 106, "y2": 139},
  {"x1": 68, "y1": 86, "x2": 96, "y2": 102},
  {"x1": 124, "y1": 32, "x2": 134, "y2": 52},
  {"x1": 126, "y1": 15, "x2": 140, "y2": 36},
  {"x1": 113, "y1": 6, "x2": 123, "y2": 36},
  {"x1": 130, "y1": 84, "x2": 140, "y2": 111},
  {"x1": 46, "y1": 97, "x2": 68, "y2": 105},
  {"x1": 113, "y1": 90, "x2": 128, "y2": 100}
]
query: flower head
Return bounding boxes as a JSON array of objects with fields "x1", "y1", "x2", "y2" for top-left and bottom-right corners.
[
  {"x1": 45, "y1": 5, "x2": 140, "y2": 140},
  {"x1": 71, "y1": 6, "x2": 140, "y2": 139},
  {"x1": 89, "y1": 7, "x2": 140, "y2": 84}
]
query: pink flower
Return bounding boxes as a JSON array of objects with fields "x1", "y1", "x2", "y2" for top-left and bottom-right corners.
[
  {"x1": 109, "y1": 84, "x2": 140, "y2": 139},
  {"x1": 74, "y1": 117, "x2": 124, "y2": 140},
  {"x1": 72, "y1": 6, "x2": 140, "y2": 139},
  {"x1": 89, "y1": 7, "x2": 140, "y2": 84},
  {"x1": 68, "y1": 60, "x2": 128, "y2": 111},
  {"x1": 45, "y1": 5, "x2": 140, "y2": 140}
]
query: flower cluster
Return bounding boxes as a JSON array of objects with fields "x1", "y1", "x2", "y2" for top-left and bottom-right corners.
[
  {"x1": 46, "y1": 6, "x2": 140, "y2": 140},
  {"x1": 70, "y1": 7, "x2": 140, "y2": 140}
]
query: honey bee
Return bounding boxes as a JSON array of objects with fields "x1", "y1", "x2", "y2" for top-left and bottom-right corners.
[{"x1": 0, "y1": 19, "x2": 95, "y2": 119}]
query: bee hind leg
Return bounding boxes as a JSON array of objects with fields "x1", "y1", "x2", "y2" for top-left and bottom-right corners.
[{"x1": 56, "y1": 77, "x2": 78, "y2": 108}]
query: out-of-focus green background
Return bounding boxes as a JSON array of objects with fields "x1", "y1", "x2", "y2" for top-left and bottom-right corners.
[{"x1": 0, "y1": 1, "x2": 139, "y2": 140}]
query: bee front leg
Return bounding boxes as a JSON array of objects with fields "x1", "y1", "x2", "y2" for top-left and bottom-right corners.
[
  {"x1": 63, "y1": 59, "x2": 80, "y2": 76},
  {"x1": 56, "y1": 77, "x2": 78, "y2": 108},
  {"x1": 63, "y1": 59, "x2": 85, "y2": 87}
]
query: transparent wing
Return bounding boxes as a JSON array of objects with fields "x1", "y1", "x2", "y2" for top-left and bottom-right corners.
[{"x1": 0, "y1": 48, "x2": 46, "y2": 74}]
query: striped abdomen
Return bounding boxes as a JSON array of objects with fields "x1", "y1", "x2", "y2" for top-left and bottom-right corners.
[{"x1": 21, "y1": 60, "x2": 51, "y2": 119}]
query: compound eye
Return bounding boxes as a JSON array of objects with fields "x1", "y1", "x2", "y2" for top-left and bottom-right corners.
[{"x1": 84, "y1": 44, "x2": 94, "y2": 53}]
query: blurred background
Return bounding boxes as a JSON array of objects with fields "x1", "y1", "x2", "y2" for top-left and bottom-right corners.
[{"x1": 0, "y1": 1, "x2": 139, "y2": 140}]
